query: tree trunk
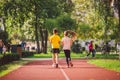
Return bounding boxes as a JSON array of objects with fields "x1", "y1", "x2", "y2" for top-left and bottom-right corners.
[
  {"x1": 39, "y1": 28, "x2": 48, "y2": 53},
  {"x1": 104, "y1": 1, "x2": 112, "y2": 44},
  {"x1": 35, "y1": 4, "x2": 40, "y2": 53},
  {"x1": 39, "y1": 27, "x2": 44, "y2": 53},
  {"x1": 118, "y1": 0, "x2": 120, "y2": 59},
  {"x1": 44, "y1": 29, "x2": 48, "y2": 53},
  {"x1": 35, "y1": 16, "x2": 40, "y2": 53}
]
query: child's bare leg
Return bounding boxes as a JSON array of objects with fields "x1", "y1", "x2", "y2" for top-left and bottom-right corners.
[
  {"x1": 55, "y1": 53, "x2": 58, "y2": 68},
  {"x1": 55, "y1": 53, "x2": 58, "y2": 63},
  {"x1": 52, "y1": 54, "x2": 56, "y2": 67}
]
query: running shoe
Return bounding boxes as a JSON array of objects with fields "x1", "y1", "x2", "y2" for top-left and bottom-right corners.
[
  {"x1": 56, "y1": 64, "x2": 58, "y2": 68},
  {"x1": 52, "y1": 64, "x2": 56, "y2": 67},
  {"x1": 70, "y1": 63, "x2": 73, "y2": 67}
]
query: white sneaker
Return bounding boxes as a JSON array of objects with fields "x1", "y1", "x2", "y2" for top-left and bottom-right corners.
[{"x1": 52, "y1": 64, "x2": 56, "y2": 67}]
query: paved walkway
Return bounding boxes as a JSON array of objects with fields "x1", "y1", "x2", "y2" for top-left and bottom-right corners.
[{"x1": 0, "y1": 59, "x2": 120, "y2": 80}]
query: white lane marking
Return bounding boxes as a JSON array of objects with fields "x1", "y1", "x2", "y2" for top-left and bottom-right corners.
[{"x1": 59, "y1": 65, "x2": 70, "y2": 80}]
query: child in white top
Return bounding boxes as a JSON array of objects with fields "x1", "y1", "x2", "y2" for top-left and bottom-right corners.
[{"x1": 61, "y1": 31, "x2": 74, "y2": 68}]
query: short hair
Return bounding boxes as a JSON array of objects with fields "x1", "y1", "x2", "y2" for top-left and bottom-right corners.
[{"x1": 53, "y1": 28, "x2": 58, "y2": 33}]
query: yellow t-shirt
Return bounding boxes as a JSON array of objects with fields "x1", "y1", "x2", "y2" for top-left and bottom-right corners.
[{"x1": 49, "y1": 34, "x2": 60, "y2": 48}]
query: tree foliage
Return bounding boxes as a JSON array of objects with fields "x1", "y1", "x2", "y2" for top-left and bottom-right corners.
[
  {"x1": 0, "y1": 0, "x2": 75, "y2": 53},
  {"x1": 57, "y1": 14, "x2": 76, "y2": 31},
  {"x1": 72, "y1": 0, "x2": 119, "y2": 40}
]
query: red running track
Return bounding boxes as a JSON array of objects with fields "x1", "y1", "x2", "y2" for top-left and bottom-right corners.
[{"x1": 0, "y1": 59, "x2": 120, "y2": 80}]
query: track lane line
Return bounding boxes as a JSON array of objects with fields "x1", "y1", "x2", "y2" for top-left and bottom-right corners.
[{"x1": 59, "y1": 65, "x2": 70, "y2": 80}]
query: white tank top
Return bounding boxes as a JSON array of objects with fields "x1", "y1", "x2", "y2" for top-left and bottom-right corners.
[{"x1": 62, "y1": 36, "x2": 71, "y2": 50}]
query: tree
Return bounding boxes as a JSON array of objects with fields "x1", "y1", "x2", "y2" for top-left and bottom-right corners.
[
  {"x1": 57, "y1": 14, "x2": 76, "y2": 31},
  {"x1": 112, "y1": 0, "x2": 120, "y2": 59},
  {"x1": 78, "y1": 23, "x2": 91, "y2": 39},
  {"x1": 44, "y1": 19, "x2": 58, "y2": 34},
  {"x1": 71, "y1": 0, "x2": 104, "y2": 39},
  {"x1": 0, "y1": 0, "x2": 74, "y2": 53}
]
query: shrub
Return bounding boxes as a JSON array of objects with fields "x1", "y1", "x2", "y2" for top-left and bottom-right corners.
[
  {"x1": 71, "y1": 40, "x2": 82, "y2": 53},
  {"x1": 0, "y1": 53, "x2": 20, "y2": 66},
  {"x1": 22, "y1": 51, "x2": 35, "y2": 58}
]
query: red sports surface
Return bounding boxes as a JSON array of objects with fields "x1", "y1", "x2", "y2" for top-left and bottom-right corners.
[{"x1": 0, "y1": 59, "x2": 120, "y2": 80}]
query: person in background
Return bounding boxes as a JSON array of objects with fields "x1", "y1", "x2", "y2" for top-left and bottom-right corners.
[
  {"x1": 86, "y1": 41, "x2": 96, "y2": 58},
  {"x1": 92, "y1": 41, "x2": 96, "y2": 58},
  {"x1": 2, "y1": 45, "x2": 7, "y2": 55},
  {"x1": 85, "y1": 42, "x2": 89, "y2": 56},
  {"x1": 7, "y1": 42, "x2": 11, "y2": 52},
  {"x1": 21, "y1": 40, "x2": 26, "y2": 51},
  {"x1": 61, "y1": 31, "x2": 73, "y2": 68},
  {"x1": 49, "y1": 28, "x2": 60, "y2": 68}
]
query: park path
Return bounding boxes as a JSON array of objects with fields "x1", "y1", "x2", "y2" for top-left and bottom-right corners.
[{"x1": 0, "y1": 59, "x2": 120, "y2": 80}]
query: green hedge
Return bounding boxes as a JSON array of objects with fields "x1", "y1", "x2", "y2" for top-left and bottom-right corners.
[
  {"x1": 22, "y1": 51, "x2": 35, "y2": 58},
  {"x1": 71, "y1": 40, "x2": 82, "y2": 53},
  {"x1": 0, "y1": 53, "x2": 20, "y2": 66}
]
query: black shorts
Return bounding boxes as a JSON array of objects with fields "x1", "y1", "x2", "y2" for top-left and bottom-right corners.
[{"x1": 52, "y1": 48, "x2": 59, "y2": 53}]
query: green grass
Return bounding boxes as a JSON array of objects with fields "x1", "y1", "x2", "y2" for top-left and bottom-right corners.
[
  {"x1": 0, "y1": 52, "x2": 119, "y2": 77},
  {"x1": 0, "y1": 60, "x2": 30, "y2": 77},
  {"x1": 26, "y1": 51, "x2": 86, "y2": 58},
  {"x1": 88, "y1": 59, "x2": 120, "y2": 72},
  {"x1": 94, "y1": 53, "x2": 119, "y2": 59},
  {"x1": 26, "y1": 51, "x2": 119, "y2": 59}
]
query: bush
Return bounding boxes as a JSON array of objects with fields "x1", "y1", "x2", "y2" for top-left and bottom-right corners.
[
  {"x1": 71, "y1": 40, "x2": 82, "y2": 53},
  {"x1": 22, "y1": 51, "x2": 35, "y2": 58},
  {"x1": 0, "y1": 53, "x2": 20, "y2": 66}
]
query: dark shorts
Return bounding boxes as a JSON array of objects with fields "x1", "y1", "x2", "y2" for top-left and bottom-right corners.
[{"x1": 52, "y1": 48, "x2": 59, "y2": 53}]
